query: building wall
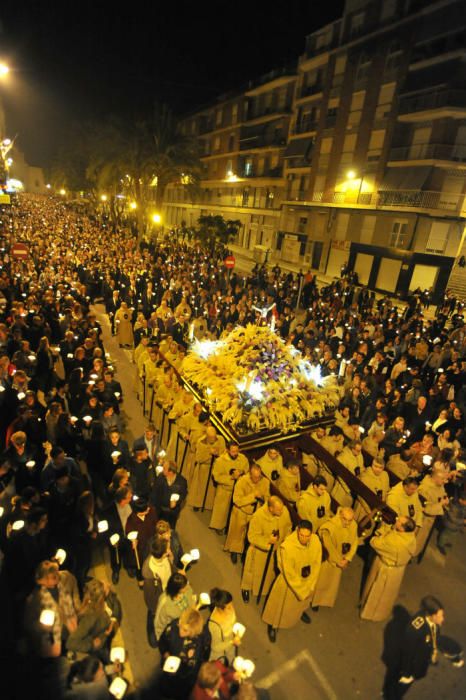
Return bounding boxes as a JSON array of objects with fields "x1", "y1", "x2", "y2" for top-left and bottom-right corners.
[{"x1": 164, "y1": 0, "x2": 466, "y2": 300}]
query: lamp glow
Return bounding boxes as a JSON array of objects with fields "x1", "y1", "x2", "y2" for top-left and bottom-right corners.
[
  {"x1": 163, "y1": 656, "x2": 181, "y2": 673},
  {"x1": 110, "y1": 646, "x2": 126, "y2": 663},
  {"x1": 97, "y1": 520, "x2": 109, "y2": 533},
  {"x1": 55, "y1": 548, "x2": 67, "y2": 565},
  {"x1": 109, "y1": 677, "x2": 128, "y2": 699},
  {"x1": 40, "y1": 609, "x2": 55, "y2": 626},
  {"x1": 110, "y1": 533, "x2": 120, "y2": 546}
]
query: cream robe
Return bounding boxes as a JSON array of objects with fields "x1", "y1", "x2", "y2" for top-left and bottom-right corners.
[
  {"x1": 276, "y1": 469, "x2": 301, "y2": 503},
  {"x1": 296, "y1": 487, "x2": 331, "y2": 533},
  {"x1": 353, "y1": 469, "x2": 390, "y2": 523},
  {"x1": 224, "y1": 474, "x2": 270, "y2": 554},
  {"x1": 256, "y1": 452, "x2": 284, "y2": 482},
  {"x1": 241, "y1": 504, "x2": 292, "y2": 596},
  {"x1": 386, "y1": 454, "x2": 412, "y2": 481},
  {"x1": 331, "y1": 447, "x2": 365, "y2": 508},
  {"x1": 386, "y1": 483, "x2": 423, "y2": 528},
  {"x1": 209, "y1": 452, "x2": 249, "y2": 530},
  {"x1": 262, "y1": 532, "x2": 322, "y2": 629},
  {"x1": 312, "y1": 514, "x2": 358, "y2": 607},
  {"x1": 188, "y1": 435, "x2": 226, "y2": 510},
  {"x1": 360, "y1": 529, "x2": 417, "y2": 621},
  {"x1": 415, "y1": 475, "x2": 447, "y2": 555}
]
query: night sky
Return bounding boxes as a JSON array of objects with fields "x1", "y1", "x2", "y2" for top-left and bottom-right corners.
[{"x1": 0, "y1": 1, "x2": 344, "y2": 167}]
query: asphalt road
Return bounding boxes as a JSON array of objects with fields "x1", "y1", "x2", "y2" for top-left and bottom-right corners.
[{"x1": 96, "y1": 305, "x2": 466, "y2": 700}]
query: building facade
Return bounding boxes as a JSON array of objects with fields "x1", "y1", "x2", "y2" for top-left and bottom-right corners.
[{"x1": 164, "y1": 0, "x2": 466, "y2": 302}]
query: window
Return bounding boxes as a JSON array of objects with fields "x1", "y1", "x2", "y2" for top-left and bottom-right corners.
[
  {"x1": 350, "y1": 12, "x2": 365, "y2": 37},
  {"x1": 356, "y1": 53, "x2": 371, "y2": 82},
  {"x1": 216, "y1": 109, "x2": 223, "y2": 126},
  {"x1": 232, "y1": 104, "x2": 238, "y2": 124},
  {"x1": 425, "y1": 222, "x2": 449, "y2": 254},
  {"x1": 385, "y1": 41, "x2": 403, "y2": 73},
  {"x1": 389, "y1": 221, "x2": 409, "y2": 248},
  {"x1": 244, "y1": 158, "x2": 253, "y2": 176},
  {"x1": 242, "y1": 188, "x2": 249, "y2": 207},
  {"x1": 226, "y1": 159, "x2": 233, "y2": 176},
  {"x1": 298, "y1": 217, "x2": 308, "y2": 233},
  {"x1": 214, "y1": 136, "x2": 221, "y2": 151},
  {"x1": 315, "y1": 32, "x2": 328, "y2": 50},
  {"x1": 228, "y1": 133, "x2": 235, "y2": 152},
  {"x1": 381, "y1": 0, "x2": 397, "y2": 22}
]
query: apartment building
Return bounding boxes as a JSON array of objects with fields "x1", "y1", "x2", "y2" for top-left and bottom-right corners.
[{"x1": 164, "y1": 0, "x2": 466, "y2": 302}]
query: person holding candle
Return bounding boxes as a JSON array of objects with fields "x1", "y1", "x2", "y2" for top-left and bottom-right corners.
[
  {"x1": 207, "y1": 588, "x2": 242, "y2": 664},
  {"x1": 155, "y1": 571, "x2": 195, "y2": 641},
  {"x1": 150, "y1": 459, "x2": 187, "y2": 528},
  {"x1": 124, "y1": 496, "x2": 158, "y2": 586},
  {"x1": 142, "y1": 536, "x2": 174, "y2": 647}
]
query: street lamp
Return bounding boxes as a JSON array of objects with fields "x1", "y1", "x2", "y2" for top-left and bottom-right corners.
[
  {"x1": 0, "y1": 63, "x2": 9, "y2": 78},
  {"x1": 152, "y1": 213, "x2": 161, "y2": 224},
  {"x1": 346, "y1": 169, "x2": 364, "y2": 202},
  {"x1": 130, "y1": 201, "x2": 137, "y2": 210},
  {"x1": 100, "y1": 194, "x2": 108, "y2": 202},
  {"x1": 59, "y1": 188, "x2": 66, "y2": 196}
]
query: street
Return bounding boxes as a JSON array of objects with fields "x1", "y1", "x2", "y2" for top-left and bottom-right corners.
[{"x1": 96, "y1": 305, "x2": 466, "y2": 700}]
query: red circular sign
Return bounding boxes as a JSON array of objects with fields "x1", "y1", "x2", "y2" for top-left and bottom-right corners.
[
  {"x1": 225, "y1": 255, "x2": 236, "y2": 269},
  {"x1": 11, "y1": 242, "x2": 29, "y2": 260}
]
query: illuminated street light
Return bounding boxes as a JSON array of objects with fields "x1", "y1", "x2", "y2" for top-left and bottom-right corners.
[
  {"x1": 100, "y1": 194, "x2": 108, "y2": 202},
  {"x1": 130, "y1": 201, "x2": 137, "y2": 210},
  {"x1": 46, "y1": 184, "x2": 51, "y2": 189},
  {"x1": 346, "y1": 170, "x2": 356, "y2": 180},
  {"x1": 59, "y1": 188, "x2": 66, "y2": 196},
  {"x1": 152, "y1": 213, "x2": 161, "y2": 224},
  {"x1": 0, "y1": 63, "x2": 9, "y2": 77}
]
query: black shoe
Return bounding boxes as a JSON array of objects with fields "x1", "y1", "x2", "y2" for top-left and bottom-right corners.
[
  {"x1": 241, "y1": 590, "x2": 250, "y2": 604},
  {"x1": 230, "y1": 553, "x2": 238, "y2": 564},
  {"x1": 437, "y1": 545, "x2": 447, "y2": 555},
  {"x1": 301, "y1": 612, "x2": 311, "y2": 624},
  {"x1": 267, "y1": 625, "x2": 277, "y2": 643},
  {"x1": 127, "y1": 569, "x2": 136, "y2": 578},
  {"x1": 311, "y1": 605, "x2": 319, "y2": 612},
  {"x1": 193, "y1": 507, "x2": 199, "y2": 512},
  {"x1": 112, "y1": 570, "x2": 119, "y2": 585}
]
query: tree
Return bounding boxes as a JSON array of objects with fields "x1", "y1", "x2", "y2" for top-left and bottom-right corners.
[
  {"x1": 197, "y1": 215, "x2": 241, "y2": 245},
  {"x1": 52, "y1": 104, "x2": 202, "y2": 237}
]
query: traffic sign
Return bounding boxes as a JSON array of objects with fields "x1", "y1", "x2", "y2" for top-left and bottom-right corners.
[
  {"x1": 11, "y1": 242, "x2": 29, "y2": 260},
  {"x1": 225, "y1": 255, "x2": 235, "y2": 269}
]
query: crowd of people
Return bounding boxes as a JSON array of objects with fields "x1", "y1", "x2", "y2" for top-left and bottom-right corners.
[{"x1": 0, "y1": 193, "x2": 465, "y2": 700}]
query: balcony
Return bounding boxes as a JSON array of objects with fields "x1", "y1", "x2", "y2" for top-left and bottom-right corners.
[
  {"x1": 388, "y1": 143, "x2": 466, "y2": 167},
  {"x1": 397, "y1": 90, "x2": 466, "y2": 121},
  {"x1": 244, "y1": 107, "x2": 292, "y2": 126},
  {"x1": 239, "y1": 135, "x2": 286, "y2": 151},
  {"x1": 377, "y1": 189, "x2": 462, "y2": 211},
  {"x1": 245, "y1": 64, "x2": 297, "y2": 96},
  {"x1": 239, "y1": 166, "x2": 283, "y2": 179},
  {"x1": 295, "y1": 84, "x2": 324, "y2": 102},
  {"x1": 286, "y1": 189, "x2": 464, "y2": 213}
]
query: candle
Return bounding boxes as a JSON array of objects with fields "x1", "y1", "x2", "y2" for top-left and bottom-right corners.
[
  {"x1": 199, "y1": 592, "x2": 211, "y2": 606},
  {"x1": 110, "y1": 646, "x2": 126, "y2": 663},
  {"x1": 189, "y1": 322, "x2": 194, "y2": 341},
  {"x1": 163, "y1": 656, "x2": 181, "y2": 674},
  {"x1": 233, "y1": 622, "x2": 246, "y2": 638},
  {"x1": 12, "y1": 520, "x2": 25, "y2": 531},
  {"x1": 270, "y1": 315, "x2": 276, "y2": 332},
  {"x1": 170, "y1": 493, "x2": 180, "y2": 503},
  {"x1": 97, "y1": 520, "x2": 109, "y2": 533},
  {"x1": 108, "y1": 677, "x2": 128, "y2": 699},
  {"x1": 26, "y1": 460, "x2": 36, "y2": 469},
  {"x1": 181, "y1": 553, "x2": 193, "y2": 566},
  {"x1": 40, "y1": 610, "x2": 55, "y2": 627},
  {"x1": 110, "y1": 534, "x2": 120, "y2": 546},
  {"x1": 55, "y1": 548, "x2": 67, "y2": 565},
  {"x1": 190, "y1": 548, "x2": 200, "y2": 560}
]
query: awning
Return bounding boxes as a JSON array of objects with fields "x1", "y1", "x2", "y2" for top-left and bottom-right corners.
[
  {"x1": 379, "y1": 166, "x2": 432, "y2": 191},
  {"x1": 284, "y1": 137, "x2": 313, "y2": 159}
]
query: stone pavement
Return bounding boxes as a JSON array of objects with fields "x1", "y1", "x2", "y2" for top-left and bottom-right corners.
[{"x1": 94, "y1": 304, "x2": 466, "y2": 700}]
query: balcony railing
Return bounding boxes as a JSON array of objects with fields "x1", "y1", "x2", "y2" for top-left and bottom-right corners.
[
  {"x1": 304, "y1": 190, "x2": 464, "y2": 211},
  {"x1": 398, "y1": 90, "x2": 466, "y2": 116},
  {"x1": 389, "y1": 143, "x2": 466, "y2": 163},
  {"x1": 239, "y1": 135, "x2": 286, "y2": 151},
  {"x1": 239, "y1": 166, "x2": 283, "y2": 179},
  {"x1": 245, "y1": 106, "x2": 292, "y2": 122}
]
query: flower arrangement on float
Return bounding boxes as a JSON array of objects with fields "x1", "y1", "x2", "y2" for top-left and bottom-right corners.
[{"x1": 181, "y1": 324, "x2": 339, "y2": 434}]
